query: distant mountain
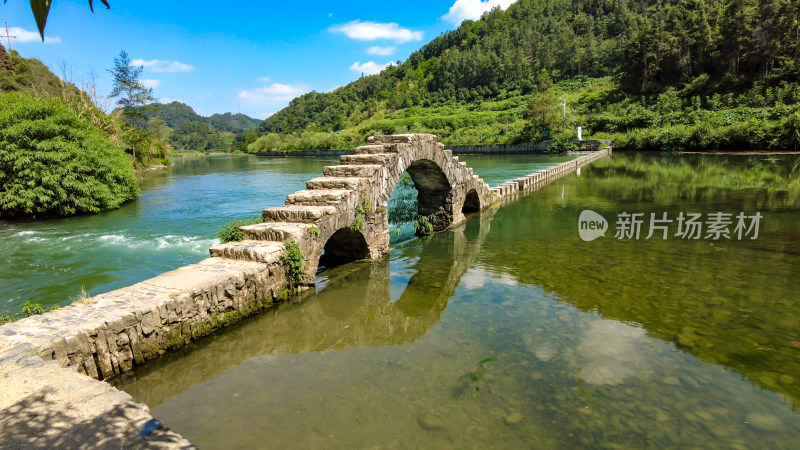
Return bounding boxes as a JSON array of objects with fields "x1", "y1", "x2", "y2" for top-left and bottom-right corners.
[
  {"x1": 207, "y1": 112, "x2": 262, "y2": 134},
  {"x1": 142, "y1": 102, "x2": 259, "y2": 133},
  {"x1": 140, "y1": 102, "x2": 259, "y2": 152}
]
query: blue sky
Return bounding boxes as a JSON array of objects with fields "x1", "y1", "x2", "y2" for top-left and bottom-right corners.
[{"x1": 1, "y1": 1, "x2": 516, "y2": 119}]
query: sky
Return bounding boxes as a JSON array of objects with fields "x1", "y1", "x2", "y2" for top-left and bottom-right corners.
[{"x1": 1, "y1": 0, "x2": 517, "y2": 119}]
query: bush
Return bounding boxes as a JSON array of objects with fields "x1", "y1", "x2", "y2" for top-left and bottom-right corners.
[
  {"x1": 0, "y1": 92, "x2": 140, "y2": 218},
  {"x1": 216, "y1": 216, "x2": 261, "y2": 243},
  {"x1": 0, "y1": 311, "x2": 13, "y2": 325},
  {"x1": 0, "y1": 300, "x2": 58, "y2": 324},
  {"x1": 283, "y1": 240, "x2": 306, "y2": 284},
  {"x1": 546, "y1": 136, "x2": 579, "y2": 154},
  {"x1": 19, "y1": 300, "x2": 45, "y2": 317}
]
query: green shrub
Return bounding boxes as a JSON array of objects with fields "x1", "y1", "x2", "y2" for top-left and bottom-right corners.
[
  {"x1": 216, "y1": 216, "x2": 261, "y2": 243},
  {"x1": 546, "y1": 136, "x2": 579, "y2": 154},
  {"x1": 0, "y1": 311, "x2": 14, "y2": 325},
  {"x1": 349, "y1": 192, "x2": 372, "y2": 231},
  {"x1": 283, "y1": 240, "x2": 306, "y2": 284},
  {"x1": 19, "y1": 300, "x2": 45, "y2": 317},
  {"x1": 0, "y1": 92, "x2": 140, "y2": 218},
  {"x1": 19, "y1": 300, "x2": 57, "y2": 318}
]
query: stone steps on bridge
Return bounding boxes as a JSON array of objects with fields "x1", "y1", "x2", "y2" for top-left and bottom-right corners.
[
  {"x1": 262, "y1": 205, "x2": 337, "y2": 223},
  {"x1": 241, "y1": 222, "x2": 315, "y2": 242},
  {"x1": 323, "y1": 164, "x2": 382, "y2": 178},
  {"x1": 285, "y1": 189, "x2": 355, "y2": 206},
  {"x1": 305, "y1": 176, "x2": 365, "y2": 191},
  {"x1": 339, "y1": 153, "x2": 397, "y2": 166},
  {"x1": 353, "y1": 144, "x2": 396, "y2": 154},
  {"x1": 209, "y1": 240, "x2": 285, "y2": 264}
]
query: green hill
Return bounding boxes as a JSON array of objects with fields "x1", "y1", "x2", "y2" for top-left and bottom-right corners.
[
  {"x1": 0, "y1": 44, "x2": 71, "y2": 97},
  {"x1": 253, "y1": 0, "x2": 800, "y2": 153},
  {"x1": 141, "y1": 101, "x2": 260, "y2": 153}
]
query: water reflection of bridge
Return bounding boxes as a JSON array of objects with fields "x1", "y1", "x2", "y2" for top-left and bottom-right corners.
[{"x1": 115, "y1": 207, "x2": 497, "y2": 408}]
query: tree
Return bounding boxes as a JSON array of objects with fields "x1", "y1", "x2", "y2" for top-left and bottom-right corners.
[
  {"x1": 108, "y1": 50, "x2": 154, "y2": 110},
  {"x1": 108, "y1": 50, "x2": 155, "y2": 158},
  {"x1": 524, "y1": 69, "x2": 559, "y2": 137}
]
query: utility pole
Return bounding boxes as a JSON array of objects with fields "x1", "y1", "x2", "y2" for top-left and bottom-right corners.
[{"x1": 3, "y1": 22, "x2": 17, "y2": 51}]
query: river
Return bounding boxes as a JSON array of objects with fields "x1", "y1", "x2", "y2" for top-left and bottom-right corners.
[
  {"x1": 0, "y1": 154, "x2": 574, "y2": 314},
  {"x1": 102, "y1": 152, "x2": 800, "y2": 448}
]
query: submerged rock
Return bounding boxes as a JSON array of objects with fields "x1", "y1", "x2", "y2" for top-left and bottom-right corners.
[
  {"x1": 504, "y1": 412, "x2": 524, "y2": 425},
  {"x1": 745, "y1": 412, "x2": 782, "y2": 432},
  {"x1": 417, "y1": 412, "x2": 445, "y2": 430}
]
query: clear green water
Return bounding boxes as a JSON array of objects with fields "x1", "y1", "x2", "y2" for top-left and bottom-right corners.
[
  {"x1": 0, "y1": 153, "x2": 570, "y2": 314},
  {"x1": 0, "y1": 155, "x2": 336, "y2": 312},
  {"x1": 112, "y1": 152, "x2": 800, "y2": 449}
]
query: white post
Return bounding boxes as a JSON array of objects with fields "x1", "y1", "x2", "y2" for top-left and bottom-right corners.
[{"x1": 577, "y1": 126, "x2": 582, "y2": 141}]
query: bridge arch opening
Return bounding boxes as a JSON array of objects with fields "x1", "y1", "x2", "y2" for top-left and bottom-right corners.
[
  {"x1": 319, "y1": 228, "x2": 370, "y2": 270},
  {"x1": 462, "y1": 189, "x2": 480, "y2": 214},
  {"x1": 404, "y1": 159, "x2": 451, "y2": 217}
]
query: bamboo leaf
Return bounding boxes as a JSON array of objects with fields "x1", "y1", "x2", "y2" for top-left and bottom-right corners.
[
  {"x1": 88, "y1": 0, "x2": 111, "y2": 13},
  {"x1": 29, "y1": 0, "x2": 52, "y2": 41}
]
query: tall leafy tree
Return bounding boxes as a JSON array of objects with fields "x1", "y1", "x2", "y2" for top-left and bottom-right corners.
[
  {"x1": 524, "y1": 69, "x2": 559, "y2": 136},
  {"x1": 108, "y1": 50, "x2": 154, "y2": 158},
  {"x1": 108, "y1": 50, "x2": 154, "y2": 110}
]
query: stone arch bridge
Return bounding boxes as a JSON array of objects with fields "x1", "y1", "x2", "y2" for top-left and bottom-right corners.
[{"x1": 210, "y1": 133, "x2": 494, "y2": 283}]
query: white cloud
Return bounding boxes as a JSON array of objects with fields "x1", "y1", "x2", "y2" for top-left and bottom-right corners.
[
  {"x1": 330, "y1": 20, "x2": 423, "y2": 43},
  {"x1": 140, "y1": 79, "x2": 160, "y2": 89},
  {"x1": 238, "y1": 83, "x2": 310, "y2": 105},
  {"x1": 7, "y1": 27, "x2": 61, "y2": 44},
  {"x1": 366, "y1": 46, "x2": 396, "y2": 56},
  {"x1": 349, "y1": 61, "x2": 392, "y2": 76},
  {"x1": 131, "y1": 59, "x2": 196, "y2": 73},
  {"x1": 256, "y1": 76, "x2": 271, "y2": 83},
  {"x1": 260, "y1": 112, "x2": 275, "y2": 119},
  {"x1": 442, "y1": 0, "x2": 518, "y2": 25}
]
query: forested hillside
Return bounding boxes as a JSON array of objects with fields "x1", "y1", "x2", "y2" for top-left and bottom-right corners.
[
  {"x1": 253, "y1": 0, "x2": 800, "y2": 152},
  {"x1": 141, "y1": 101, "x2": 260, "y2": 153}
]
